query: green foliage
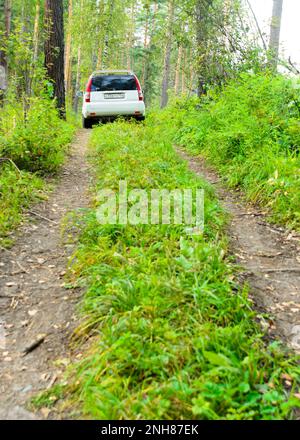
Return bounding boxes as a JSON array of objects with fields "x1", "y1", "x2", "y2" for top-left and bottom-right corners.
[
  {"x1": 59, "y1": 117, "x2": 299, "y2": 420},
  {"x1": 0, "y1": 164, "x2": 45, "y2": 246},
  {"x1": 175, "y1": 73, "x2": 300, "y2": 230},
  {"x1": 0, "y1": 95, "x2": 74, "y2": 243},
  {"x1": 0, "y1": 97, "x2": 74, "y2": 173}
]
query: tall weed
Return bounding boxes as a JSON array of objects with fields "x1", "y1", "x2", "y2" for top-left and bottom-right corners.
[{"x1": 174, "y1": 74, "x2": 300, "y2": 229}]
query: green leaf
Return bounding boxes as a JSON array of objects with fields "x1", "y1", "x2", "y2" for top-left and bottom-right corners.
[{"x1": 203, "y1": 351, "x2": 233, "y2": 367}]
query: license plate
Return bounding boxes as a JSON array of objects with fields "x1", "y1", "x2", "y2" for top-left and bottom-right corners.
[{"x1": 104, "y1": 93, "x2": 125, "y2": 99}]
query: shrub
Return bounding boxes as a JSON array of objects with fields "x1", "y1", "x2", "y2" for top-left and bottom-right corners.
[
  {"x1": 174, "y1": 74, "x2": 300, "y2": 230},
  {"x1": 0, "y1": 164, "x2": 45, "y2": 246},
  {"x1": 0, "y1": 97, "x2": 74, "y2": 174},
  {"x1": 0, "y1": 96, "x2": 75, "y2": 243}
]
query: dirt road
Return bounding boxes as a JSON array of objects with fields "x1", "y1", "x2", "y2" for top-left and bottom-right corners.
[
  {"x1": 0, "y1": 130, "x2": 90, "y2": 420},
  {"x1": 178, "y1": 149, "x2": 300, "y2": 352}
]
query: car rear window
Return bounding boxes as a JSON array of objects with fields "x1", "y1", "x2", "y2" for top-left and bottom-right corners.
[{"x1": 91, "y1": 75, "x2": 137, "y2": 92}]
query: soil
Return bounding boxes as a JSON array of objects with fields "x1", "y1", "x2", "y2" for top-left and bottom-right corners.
[
  {"x1": 0, "y1": 130, "x2": 91, "y2": 420},
  {"x1": 177, "y1": 149, "x2": 300, "y2": 352}
]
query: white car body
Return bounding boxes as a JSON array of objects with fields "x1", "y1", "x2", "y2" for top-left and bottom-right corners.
[{"x1": 82, "y1": 70, "x2": 146, "y2": 128}]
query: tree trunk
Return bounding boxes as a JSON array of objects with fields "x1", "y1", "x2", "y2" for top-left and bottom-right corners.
[
  {"x1": 160, "y1": 0, "x2": 174, "y2": 109},
  {"x1": 175, "y1": 45, "x2": 183, "y2": 95},
  {"x1": 126, "y1": 0, "x2": 136, "y2": 71},
  {"x1": 65, "y1": 0, "x2": 73, "y2": 95},
  {"x1": 103, "y1": 0, "x2": 114, "y2": 69},
  {"x1": 44, "y1": 0, "x2": 66, "y2": 118},
  {"x1": 96, "y1": 0, "x2": 105, "y2": 70},
  {"x1": 195, "y1": 0, "x2": 212, "y2": 96},
  {"x1": 0, "y1": 0, "x2": 12, "y2": 97},
  {"x1": 195, "y1": 0, "x2": 205, "y2": 96},
  {"x1": 73, "y1": 45, "x2": 82, "y2": 113},
  {"x1": 142, "y1": 3, "x2": 150, "y2": 84},
  {"x1": 269, "y1": 0, "x2": 283, "y2": 70},
  {"x1": 181, "y1": 49, "x2": 186, "y2": 94},
  {"x1": 143, "y1": 0, "x2": 158, "y2": 101},
  {"x1": 33, "y1": 1, "x2": 40, "y2": 64},
  {"x1": 96, "y1": 45, "x2": 103, "y2": 70}
]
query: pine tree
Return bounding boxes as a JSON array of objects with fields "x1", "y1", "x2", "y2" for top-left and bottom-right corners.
[{"x1": 44, "y1": 0, "x2": 66, "y2": 118}]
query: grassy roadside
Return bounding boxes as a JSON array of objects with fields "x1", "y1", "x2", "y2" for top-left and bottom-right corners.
[
  {"x1": 172, "y1": 74, "x2": 300, "y2": 231},
  {"x1": 0, "y1": 166, "x2": 45, "y2": 247},
  {"x1": 0, "y1": 98, "x2": 75, "y2": 246},
  {"x1": 52, "y1": 116, "x2": 300, "y2": 420}
]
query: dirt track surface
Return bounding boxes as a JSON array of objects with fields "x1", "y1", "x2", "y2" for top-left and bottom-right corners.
[
  {"x1": 0, "y1": 130, "x2": 90, "y2": 420},
  {"x1": 178, "y1": 149, "x2": 300, "y2": 352}
]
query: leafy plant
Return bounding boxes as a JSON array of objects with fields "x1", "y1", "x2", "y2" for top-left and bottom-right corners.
[
  {"x1": 0, "y1": 164, "x2": 45, "y2": 246},
  {"x1": 0, "y1": 97, "x2": 74, "y2": 174},
  {"x1": 174, "y1": 73, "x2": 300, "y2": 230}
]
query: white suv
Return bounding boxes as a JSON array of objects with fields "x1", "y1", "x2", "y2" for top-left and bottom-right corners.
[{"x1": 82, "y1": 70, "x2": 146, "y2": 128}]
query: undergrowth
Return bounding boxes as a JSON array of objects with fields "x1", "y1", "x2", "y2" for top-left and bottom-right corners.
[
  {"x1": 173, "y1": 73, "x2": 300, "y2": 230},
  {"x1": 0, "y1": 97, "x2": 74, "y2": 174},
  {"x1": 58, "y1": 117, "x2": 300, "y2": 420},
  {"x1": 0, "y1": 165, "x2": 45, "y2": 246},
  {"x1": 0, "y1": 96, "x2": 75, "y2": 244}
]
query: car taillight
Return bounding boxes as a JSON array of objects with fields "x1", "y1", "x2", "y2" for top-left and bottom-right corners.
[
  {"x1": 85, "y1": 77, "x2": 92, "y2": 103},
  {"x1": 138, "y1": 90, "x2": 144, "y2": 101},
  {"x1": 134, "y1": 75, "x2": 144, "y2": 101}
]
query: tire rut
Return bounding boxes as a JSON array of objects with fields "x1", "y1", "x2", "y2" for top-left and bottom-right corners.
[
  {"x1": 178, "y1": 149, "x2": 300, "y2": 352},
  {"x1": 0, "y1": 130, "x2": 91, "y2": 420}
]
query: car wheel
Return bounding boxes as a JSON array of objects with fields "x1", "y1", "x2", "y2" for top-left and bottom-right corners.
[
  {"x1": 83, "y1": 117, "x2": 92, "y2": 129},
  {"x1": 135, "y1": 116, "x2": 145, "y2": 122}
]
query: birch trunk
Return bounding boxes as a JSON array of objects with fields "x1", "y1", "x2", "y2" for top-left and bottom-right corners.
[
  {"x1": 33, "y1": 1, "x2": 40, "y2": 64},
  {"x1": 96, "y1": 0, "x2": 105, "y2": 70},
  {"x1": 73, "y1": 0, "x2": 84, "y2": 113},
  {"x1": 269, "y1": 0, "x2": 283, "y2": 70},
  {"x1": 160, "y1": 0, "x2": 174, "y2": 108},
  {"x1": 142, "y1": 4, "x2": 150, "y2": 84},
  {"x1": 126, "y1": 1, "x2": 135, "y2": 70},
  {"x1": 103, "y1": 0, "x2": 114, "y2": 69},
  {"x1": 181, "y1": 49, "x2": 186, "y2": 94},
  {"x1": 73, "y1": 45, "x2": 82, "y2": 113},
  {"x1": 195, "y1": 0, "x2": 212, "y2": 96},
  {"x1": 175, "y1": 45, "x2": 183, "y2": 95}
]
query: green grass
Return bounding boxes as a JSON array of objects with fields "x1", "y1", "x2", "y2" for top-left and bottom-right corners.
[
  {"x1": 0, "y1": 98, "x2": 75, "y2": 174},
  {"x1": 59, "y1": 117, "x2": 300, "y2": 420},
  {"x1": 173, "y1": 74, "x2": 300, "y2": 230},
  {"x1": 0, "y1": 96, "x2": 75, "y2": 245},
  {"x1": 0, "y1": 165, "x2": 46, "y2": 246}
]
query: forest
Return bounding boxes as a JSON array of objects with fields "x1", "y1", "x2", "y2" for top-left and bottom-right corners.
[{"x1": 0, "y1": 0, "x2": 300, "y2": 422}]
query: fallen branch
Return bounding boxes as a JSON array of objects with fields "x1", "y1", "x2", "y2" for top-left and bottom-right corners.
[
  {"x1": 15, "y1": 260, "x2": 30, "y2": 274},
  {"x1": 23, "y1": 334, "x2": 46, "y2": 356},
  {"x1": 236, "y1": 212, "x2": 263, "y2": 218},
  {"x1": 28, "y1": 211, "x2": 58, "y2": 225},
  {"x1": 257, "y1": 268, "x2": 300, "y2": 274},
  {"x1": 253, "y1": 252, "x2": 283, "y2": 258}
]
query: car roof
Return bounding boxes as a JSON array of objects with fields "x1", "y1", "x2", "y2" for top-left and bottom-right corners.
[{"x1": 92, "y1": 70, "x2": 135, "y2": 77}]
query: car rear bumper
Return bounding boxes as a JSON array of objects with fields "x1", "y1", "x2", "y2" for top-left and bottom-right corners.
[{"x1": 83, "y1": 101, "x2": 146, "y2": 118}]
